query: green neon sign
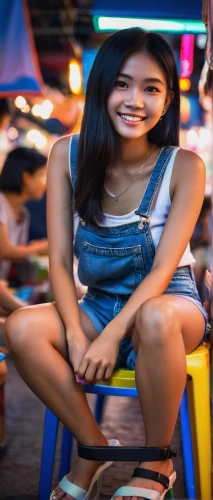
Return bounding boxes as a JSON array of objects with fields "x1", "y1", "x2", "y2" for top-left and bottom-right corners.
[{"x1": 93, "y1": 16, "x2": 206, "y2": 34}]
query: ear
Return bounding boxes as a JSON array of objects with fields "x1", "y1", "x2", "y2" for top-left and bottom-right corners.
[{"x1": 164, "y1": 90, "x2": 174, "y2": 114}]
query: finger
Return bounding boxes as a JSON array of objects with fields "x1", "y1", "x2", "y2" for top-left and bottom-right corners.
[
  {"x1": 77, "y1": 358, "x2": 89, "y2": 378},
  {"x1": 104, "y1": 365, "x2": 113, "y2": 381},
  {"x1": 72, "y1": 358, "x2": 81, "y2": 373},
  {"x1": 95, "y1": 364, "x2": 107, "y2": 382},
  {"x1": 84, "y1": 363, "x2": 98, "y2": 383},
  {"x1": 89, "y1": 377, "x2": 97, "y2": 386}
]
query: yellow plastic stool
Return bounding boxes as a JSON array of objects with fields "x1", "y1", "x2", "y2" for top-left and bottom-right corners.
[
  {"x1": 186, "y1": 342, "x2": 211, "y2": 499},
  {"x1": 100, "y1": 342, "x2": 211, "y2": 499}
]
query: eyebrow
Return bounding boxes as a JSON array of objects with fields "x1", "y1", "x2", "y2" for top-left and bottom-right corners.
[{"x1": 117, "y1": 73, "x2": 164, "y2": 85}]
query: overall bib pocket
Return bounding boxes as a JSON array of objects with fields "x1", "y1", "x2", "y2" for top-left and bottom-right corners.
[{"x1": 78, "y1": 241, "x2": 144, "y2": 294}]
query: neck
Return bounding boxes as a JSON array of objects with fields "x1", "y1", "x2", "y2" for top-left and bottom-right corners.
[
  {"x1": 4, "y1": 192, "x2": 29, "y2": 214},
  {"x1": 117, "y1": 136, "x2": 150, "y2": 164}
]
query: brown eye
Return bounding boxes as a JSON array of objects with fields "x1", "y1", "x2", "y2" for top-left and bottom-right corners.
[
  {"x1": 145, "y1": 86, "x2": 159, "y2": 93},
  {"x1": 115, "y1": 80, "x2": 128, "y2": 88}
]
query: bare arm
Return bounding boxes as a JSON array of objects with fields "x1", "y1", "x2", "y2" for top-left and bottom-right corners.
[
  {"x1": 107, "y1": 149, "x2": 206, "y2": 338},
  {"x1": 0, "y1": 224, "x2": 48, "y2": 260},
  {"x1": 47, "y1": 135, "x2": 83, "y2": 339},
  {"x1": 0, "y1": 283, "x2": 26, "y2": 314}
]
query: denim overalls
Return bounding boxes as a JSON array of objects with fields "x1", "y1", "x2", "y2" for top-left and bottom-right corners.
[{"x1": 70, "y1": 135, "x2": 208, "y2": 369}]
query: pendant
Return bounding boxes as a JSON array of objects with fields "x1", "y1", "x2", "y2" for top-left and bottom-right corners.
[{"x1": 104, "y1": 186, "x2": 119, "y2": 201}]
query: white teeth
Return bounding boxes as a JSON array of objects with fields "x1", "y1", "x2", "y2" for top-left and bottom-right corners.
[{"x1": 120, "y1": 114, "x2": 142, "y2": 122}]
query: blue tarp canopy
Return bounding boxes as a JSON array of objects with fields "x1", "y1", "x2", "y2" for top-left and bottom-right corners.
[
  {"x1": 92, "y1": 0, "x2": 203, "y2": 21},
  {"x1": 0, "y1": 0, "x2": 43, "y2": 96}
]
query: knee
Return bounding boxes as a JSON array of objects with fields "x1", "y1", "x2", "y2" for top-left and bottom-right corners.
[
  {"x1": 4, "y1": 307, "x2": 36, "y2": 355},
  {"x1": 135, "y1": 298, "x2": 178, "y2": 347}
]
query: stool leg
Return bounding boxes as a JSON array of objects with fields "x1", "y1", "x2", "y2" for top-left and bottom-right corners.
[
  {"x1": 179, "y1": 387, "x2": 196, "y2": 498},
  {"x1": 0, "y1": 383, "x2": 7, "y2": 449},
  {"x1": 59, "y1": 426, "x2": 73, "y2": 481},
  {"x1": 94, "y1": 395, "x2": 106, "y2": 423},
  {"x1": 38, "y1": 409, "x2": 59, "y2": 500},
  {"x1": 188, "y1": 366, "x2": 211, "y2": 499}
]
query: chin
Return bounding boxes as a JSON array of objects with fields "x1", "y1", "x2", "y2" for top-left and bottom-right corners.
[
  {"x1": 32, "y1": 194, "x2": 43, "y2": 200},
  {"x1": 117, "y1": 128, "x2": 146, "y2": 140}
]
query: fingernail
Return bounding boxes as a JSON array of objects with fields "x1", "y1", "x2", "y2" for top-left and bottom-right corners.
[{"x1": 76, "y1": 375, "x2": 85, "y2": 385}]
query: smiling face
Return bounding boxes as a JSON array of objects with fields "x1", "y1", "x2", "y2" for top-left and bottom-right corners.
[{"x1": 107, "y1": 50, "x2": 173, "y2": 140}]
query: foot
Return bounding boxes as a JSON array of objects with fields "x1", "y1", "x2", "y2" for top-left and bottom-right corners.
[
  {"x1": 51, "y1": 439, "x2": 108, "y2": 499},
  {"x1": 114, "y1": 459, "x2": 173, "y2": 500}
]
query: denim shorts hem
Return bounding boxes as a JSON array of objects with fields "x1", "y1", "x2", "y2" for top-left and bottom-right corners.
[{"x1": 173, "y1": 293, "x2": 209, "y2": 335}]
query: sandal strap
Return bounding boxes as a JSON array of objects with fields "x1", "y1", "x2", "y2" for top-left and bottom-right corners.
[
  {"x1": 78, "y1": 444, "x2": 177, "y2": 462},
  {"x1": 112, "y1": 485, "x2": 161, "y2": 499},
  {"x1": 58, "y1": 476, "x2": 87, "y2": 499},
  {"x1": 133, "y1": 468, "x2": 169, "y2": 489}
]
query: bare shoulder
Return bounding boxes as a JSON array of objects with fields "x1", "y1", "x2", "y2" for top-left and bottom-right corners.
[
  {"x1": 174, "y1": 148, "x2": 206, "y2": 178},
  {"x1": 48, "y1": 134, "x2": 72, "y2": 175},
  {"x1": 50, "y1": 134, "x2": 71, "y2": 156},
  {"x1": 170, "y1": 148, "x2": 206, "y2": 199}
]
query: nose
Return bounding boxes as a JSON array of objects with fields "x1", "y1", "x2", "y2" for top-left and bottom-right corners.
[{"x1": 124, "y1": 88, "x2": 144, "y2": 109}]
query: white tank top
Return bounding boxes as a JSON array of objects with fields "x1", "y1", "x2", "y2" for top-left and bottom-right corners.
[{"x1": 69, "y1": 140, "x2": 195, "y2": 267}]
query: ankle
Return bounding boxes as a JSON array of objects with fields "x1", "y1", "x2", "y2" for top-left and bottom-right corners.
[
  {"x1": 81, "y1": 434, "x2": 108, "y2": 448},
  {"x1": 71, "y1": 456, "x2": 103, "y2": 479},
  {"x1": 138, "y1": 458, "x2": 173, "y2": 473},
  {"x1": 76, "y1": 436, "x2": 109, "y2": 468}
]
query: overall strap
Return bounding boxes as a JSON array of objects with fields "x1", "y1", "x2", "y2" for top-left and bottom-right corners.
[
  {"x1": 70, "y1": 134, "x2": 80, "y2": 190},
  {"x1": 137, "y1": 146, "x2": 176, "y2": 216}
]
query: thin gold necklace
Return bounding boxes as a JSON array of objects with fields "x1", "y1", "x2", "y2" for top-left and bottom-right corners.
[{"x1": 104, "y1": 146, "x2": 151, "y2": 202}]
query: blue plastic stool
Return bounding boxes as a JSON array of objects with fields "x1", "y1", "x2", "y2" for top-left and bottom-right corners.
[
  {"x1": 39, "y1": 381, "x2": 195, "y2": 500},
  {"x1": 0, "y1": 353, "x2": 8, "y2": 449}
]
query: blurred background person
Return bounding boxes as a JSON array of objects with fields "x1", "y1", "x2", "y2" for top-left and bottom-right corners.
[
  {"x1": 0, "y1": 281, "x2": 27, "y2": 349},
  {"x1": 0, "y1": 98, "x2": 11, "y2": 131},
  {"x1": 26, "y1": 192, "x2": 47, "y2": 241},
  {"x1": 0, "y1": 100, "x2": 28, "y2": 349},
  {"x1": 0, "y1": 146, "x2": 48, "y2": 282},
  {"x1": 191, "y1": 195, "x2": 212, "y2": 300}
]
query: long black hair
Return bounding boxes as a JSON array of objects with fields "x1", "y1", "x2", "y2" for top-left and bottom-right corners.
[
  {"x1": 75, "y1": 28, "x2": 180, "y2": 225},
  {"x1": 0, "y1": 147, "x2": 47, "y2": 194}
]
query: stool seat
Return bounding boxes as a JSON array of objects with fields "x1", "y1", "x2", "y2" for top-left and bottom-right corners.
[{"x1": 96, "y1": 341, "x2": 210, "y2": 389}]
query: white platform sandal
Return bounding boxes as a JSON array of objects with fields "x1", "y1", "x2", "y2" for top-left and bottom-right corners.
[
  {"x1": 111, "y1": 470, "x2": 177, "y2": 500},
  {"x1": 50, "y1": 438, "x2": 120, "y2": 500}
]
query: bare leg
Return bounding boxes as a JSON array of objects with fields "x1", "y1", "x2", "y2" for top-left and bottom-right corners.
[
  {"x1": 4, "y1": 303, "x2": 108, "y2": 500},
  {"x1": 115, "y1": 295, "x2": 205, "y2": 500}
]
